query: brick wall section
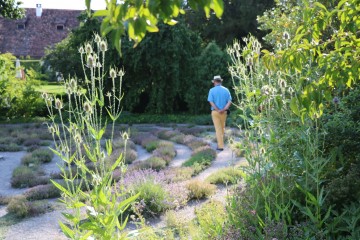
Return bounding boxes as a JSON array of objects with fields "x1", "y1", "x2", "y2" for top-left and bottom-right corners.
[{"x1": 0, "y1": 8, "x2": 82, "y2": 58}]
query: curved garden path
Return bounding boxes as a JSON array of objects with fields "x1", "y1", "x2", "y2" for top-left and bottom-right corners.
[{"x1": 0, "y1": 125, "x2": 245, "y2": 239}]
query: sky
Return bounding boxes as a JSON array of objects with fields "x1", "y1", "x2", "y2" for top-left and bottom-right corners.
[{"x1": 20, "y1": 0, "x2": 106, "y2": 10}]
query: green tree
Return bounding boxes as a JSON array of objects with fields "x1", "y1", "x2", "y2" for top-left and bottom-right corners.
[
  {"x1": 259, "y1": 0, "x2": 360, "y2": 119},
  {"x1": 186, "y1": 42, "x2": 230, "y2": 114},
  {"x1": 0, "y1": 0, "x2": 24, "y2": 19},
  {"x1": 185, "y1": 0, "x2": 275, "y2": 47},
  {"x1": 88, "y1": 0, "x2": 224, "y2": 52},
  {"x1": 43, "y1": 12, "x2": 103, "y2": 80},
  {"x1": 120, "y1": 21, "x2": 204, "y2": 113}
]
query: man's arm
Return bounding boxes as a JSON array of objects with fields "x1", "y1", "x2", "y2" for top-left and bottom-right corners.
[{"x1": 209, "y1": 101, "x2": 219, "y2": 111}]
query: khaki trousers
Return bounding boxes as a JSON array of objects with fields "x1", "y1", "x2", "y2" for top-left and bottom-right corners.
[{"x1": 211, "y1": 111, "x2": 227, "y2": 149}]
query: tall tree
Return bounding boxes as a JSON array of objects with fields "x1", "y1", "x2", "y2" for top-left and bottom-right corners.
[
  {"x1": 0, "y1": 0, "x2": 24, "y2": 19},
  {"x1": 185, "y1": 0, "x2": 275, "y2": 47}
]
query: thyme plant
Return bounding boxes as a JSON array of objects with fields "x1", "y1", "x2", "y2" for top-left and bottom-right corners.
[{"x1": 43, "y1": 34, "x2": 138, "y2": 239}]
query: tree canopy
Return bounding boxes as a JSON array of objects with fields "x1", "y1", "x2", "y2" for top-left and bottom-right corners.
[{"x1": 0, "y1": 0, "x2": 24, "y2": 19}]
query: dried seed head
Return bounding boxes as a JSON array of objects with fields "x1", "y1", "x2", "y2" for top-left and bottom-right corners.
[
  {"x1": 85, "y1": 43, "x2": 93, "y2": 54},
  {"x1": 87, "y1": 55, "x2": 95, "y2": 68},
  {"x1": 78, "y1": 46, "x2": 85, "y2": 54},
  {"x1": 55, "y1": 98, "x2": 63, "y2": 109},
  {"x1": 48, "y1": 125, "x2": 56, "y2": 134},
  {"x1": 70, "y1": 78, "x2": 77, "y2": 91},
  {"x1": 83, "y1": 101, "x2": 93, "y2": 114},
  {"x1": 260, "y1": 147, "x2": 266, "y2": 155},
  {"x1": 283, "y1": 31, "x2": 290, "y2": 40},
  {"x1": 41, "y1": 92, "x2": 48, "y2": 99},
  {"x1": 74, "y1": 133, "x2": 82, "y2": 144},
  {"x1": 100, "y1": 41, "x2": 107, "y2": 52},
  {"x1": 109, "y1": 68, "x2": 117, "y2": 78},
  {"x1": 261, "y1": 85, "x2": 270, "y2": 95},
  {"x1": 278, "y1": 79, "x2": 287, "y2": 89},
  {"x1": 94, "y1": 34, "x2": 101, "y2": 43},
  {"x1": 118, "y1": 69, "x2": 125, "y2": 77}
]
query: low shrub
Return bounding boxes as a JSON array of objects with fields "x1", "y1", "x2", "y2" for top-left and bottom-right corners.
[
  {"x1": 144, "y1": 140, "x2": 161, "y2": 153},
  {"x1": 21, "y1": 148, "x2": 53, "y2": 165},
  {"x1": 11, "y1": 166, "x2": 49, "y2": 188},
  {"x1": 195, "y1": 200, "x2": 227, "y2": 239},
  {"x1": 153, "y1": 142, "x2": 176, "y2": 164},
  {"x1": 123, "y1": 169, "x2": 187, "y2": 215},
  {"x1": 23, "y1": 138, "x2": 41, "y2": 147},
  {"x1": 164, "y1": 182, "x2": 189, "y2": 209},
  {"x1": 130, "y1": 179, "x2": 169, "y2": 215},
  {"x1": 169, "y1": 133, "x2": 187, "y2": 144},
  {"x1": 182, "y1": 146, "x2": 216, "y2": 173},
  {"x1": 7, "y1": 196, "x2": 29, "y2": 218},
  {"x1": 24, "y1": 184, "x2": 61, "y2": 201},
  {"x1": 177, "y1": 126, "x2": 206, "y2": 136},
  {"x1": 0, "y1": 143, "x2": 22, "y2": 152},
  {"x1": 106, "y1": 148, "x2": 137, "y2": 165},
  {"x1": 206, "y1": 167, "x2": 245, "y2": 185},
  {"x1": 186, "y1": 180, "x2": 217, "y2": 200},
  {"x1": 141, "y1": 157, "x2": 167, "y2": 171},
  {"x1": 26, "y1": 145, "x2": 41, "y2": 152},
  {"x1": 7, "y1": 196, "x2": 52, "y2": 218},
  {"x1": 163, "y1": 167, "x2": 194, "y2": 182},
  {"x1": 0, "y1": 195, "x2": 11, "y2": 205},
  {"x1": 157, "y1": 130, "x2": 179, "y2": 140}
]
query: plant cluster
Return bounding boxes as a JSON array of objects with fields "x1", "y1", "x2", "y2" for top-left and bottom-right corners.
[
  {"x1": 183, "y1": 146, "x2": 216, "y2": 174},
  {"x1": 122, "y1": 169, "x2": 189, "y2": 216},
  {"x1": 42, "y1": 35, "x2": 139, "y2": 239},
  {"x1": 222, "y1": 0, "x2": 360, "y2": 237},
  {"x1": 206, "y1": 167, "x2": 245, "y2": 185}
]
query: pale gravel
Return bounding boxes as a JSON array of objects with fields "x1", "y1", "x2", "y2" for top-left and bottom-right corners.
[{"x1": 0, "y1": 151, "x2": 28, "y2": 197}]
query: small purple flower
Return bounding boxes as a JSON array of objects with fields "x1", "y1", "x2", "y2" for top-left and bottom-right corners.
[{"x1": 333, "y1": 97, "x2": 340, "y2": 105}]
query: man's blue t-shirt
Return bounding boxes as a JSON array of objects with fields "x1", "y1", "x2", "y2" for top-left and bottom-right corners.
[{"x1": 207, "y1": 85, "x2": 232, "y2": 110}]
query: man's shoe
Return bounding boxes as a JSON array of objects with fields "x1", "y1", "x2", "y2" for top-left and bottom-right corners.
[{"x1": 216, "y1": 148, "x2": 224, "y2": 151}]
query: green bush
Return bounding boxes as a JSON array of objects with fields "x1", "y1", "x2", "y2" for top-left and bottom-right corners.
[
  {"x1": 7, "y1": 196, "x2": 29, "y2": 218},
  {"x1": 186, "y1": 180, "x2": 217, "y2": 200},
  {"x1": 183, "y1": 146, "x2": 216, "y2": 173},
  {"x1": 7, "y1": 196, "x2": 52, "y2": 218},
  {"x1": 195, "y1": 200, "x2": 227, "y2": 239},
  {"x1": 24, "y1": 184, "x2": 61, "y2": 201},
  {"x1": 133, "y1": 157, "x2": 167, "y2": 171},
  {"x1": 153, "y1": 142, "x2": 176, "y2": 164},
  {"x1": 0, "y1": 143, "x2": 22, "y2": 152},
  {"x1": 164, "y1": 167, "x2": 194, "y2": 182},
  {"x1": 21, "y1": 148, "x2": 53, "y2": 165},
  {"x1": 11, "y1": 166, "x2": 49, "y2": 188},
  {"x1": 206, "y1": 167, "x2": 245, "y2": 185},
  {"x1": 132, "y1": 180, "x2": 169, "y2": 215}
]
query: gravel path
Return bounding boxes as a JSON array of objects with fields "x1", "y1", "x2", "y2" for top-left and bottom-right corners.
[
  {"x1": 170, "y1": 143, "x2": 192, "y2": 167},
  {"x1": 4, "y1": 209, "x2": 66, "y2": 240},
  {"x1": 0, "y1": 125, "x2": 245, "y2": 239},
  {"x1": 0, "y1": 151, "x2": 28, "y2": 197}
]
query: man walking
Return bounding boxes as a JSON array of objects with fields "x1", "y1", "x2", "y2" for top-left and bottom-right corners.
[{"x1": 207, "y1": 75, "x2": 232, "y2": 151}]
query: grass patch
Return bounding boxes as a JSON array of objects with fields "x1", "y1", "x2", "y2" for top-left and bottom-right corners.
[
  {"x1": 33, "y1": 84, "x2": 66, "y2": 95},
  {"x1": 206, "y1": 167, "x2": 245, "y2": 185}
]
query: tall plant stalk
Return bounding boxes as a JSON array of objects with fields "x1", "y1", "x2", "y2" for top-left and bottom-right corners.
[{"x1": 43, "y1": 34, "x2": 138, "y2": 239}]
